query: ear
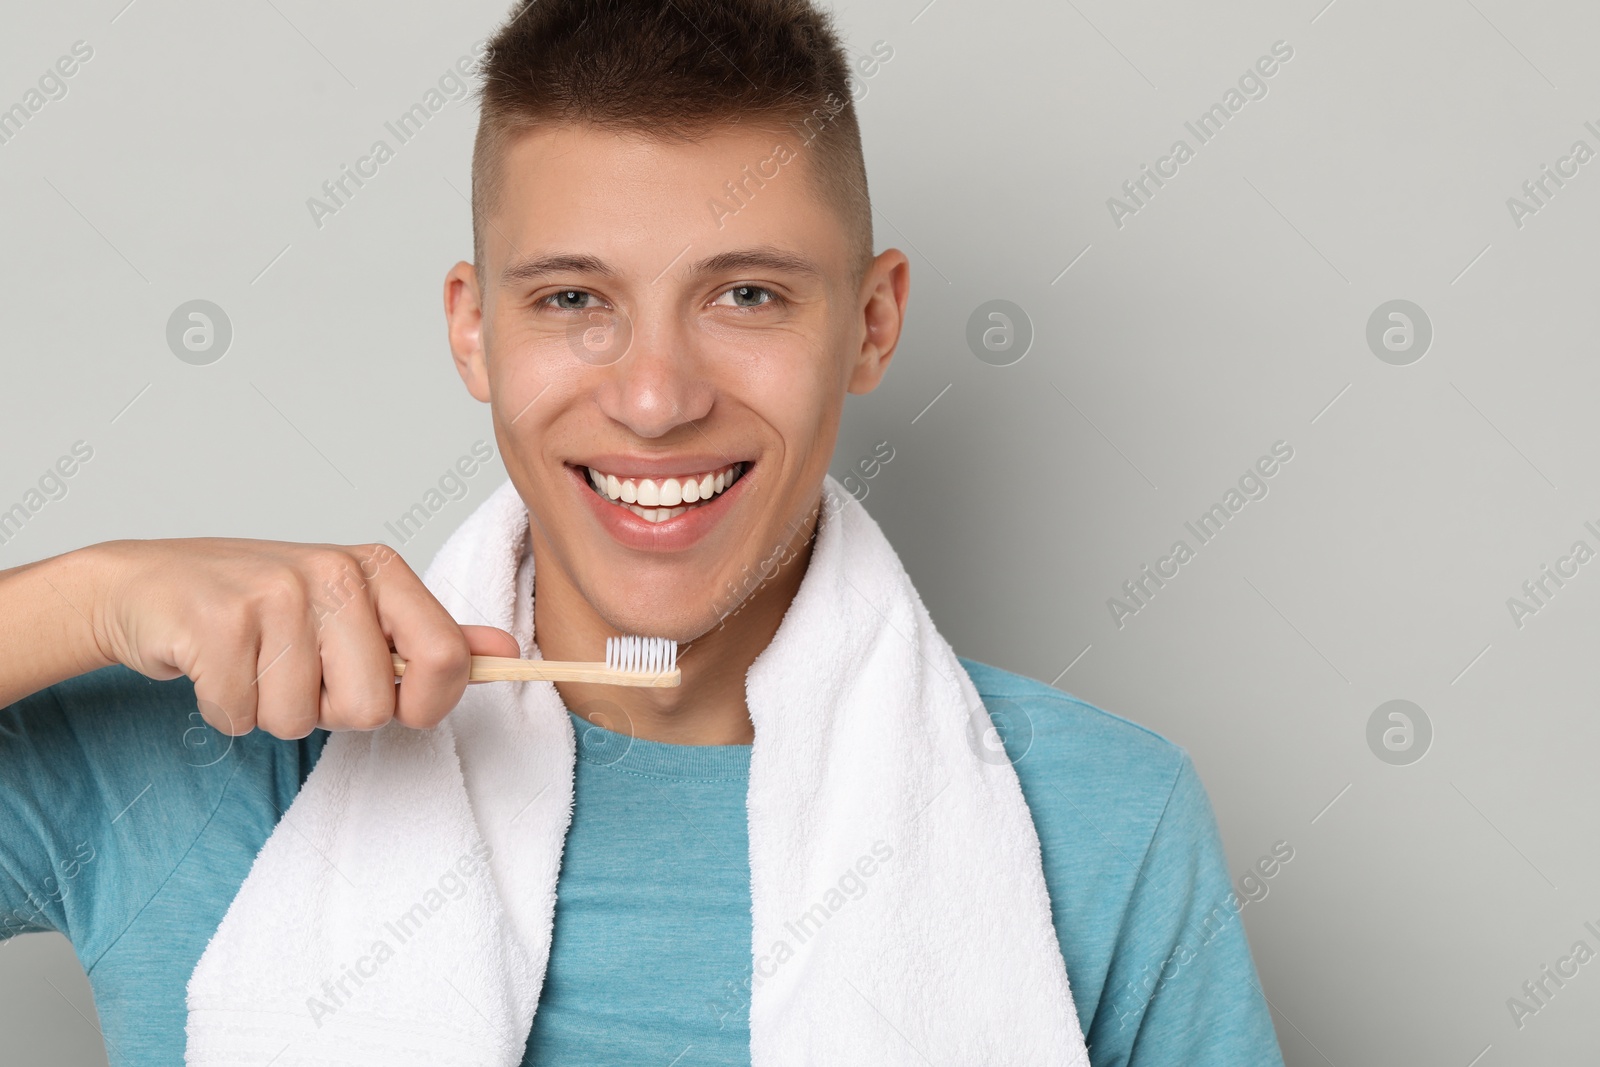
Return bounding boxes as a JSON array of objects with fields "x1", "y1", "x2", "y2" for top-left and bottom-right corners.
[
  {"x1": 847, "y1": 249, "x2": 911, "y2": 395},
  {"x1": 444, "y1": 260, "x2": 491, "y2": 403}
]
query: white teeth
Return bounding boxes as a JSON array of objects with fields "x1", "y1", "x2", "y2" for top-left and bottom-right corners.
[
  {"x1": 584, "y1": 462, "x2": 745, "y2": 519},
  {"x1": 622, "y1": 504, "x2": 689, "y2": 523}
]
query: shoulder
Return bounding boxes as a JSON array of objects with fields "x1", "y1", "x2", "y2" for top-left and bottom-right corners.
[
  {"x1": 960, "y1": 656, "x2": 1190, "y2": 818},
  {"x1": 962, "y1": 660, "x2": 1282, "y2": 1061},
  {"x1": 958, "y1": 657, "x2": 1215, "y2": 1001}
]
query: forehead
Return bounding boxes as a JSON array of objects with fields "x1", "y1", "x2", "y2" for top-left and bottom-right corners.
[{"x1": 486, "y1": 122, "x2": 850, "y2": 279}]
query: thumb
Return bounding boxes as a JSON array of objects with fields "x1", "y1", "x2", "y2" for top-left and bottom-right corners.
[{"x1": 460, "y1": 624, "x2": 522, "y2": 660}]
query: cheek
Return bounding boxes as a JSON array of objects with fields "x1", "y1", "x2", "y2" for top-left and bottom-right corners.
[
  {"x1": 748, "y1": 344, "x2": 842, "y2": 457},
  {"x1": 483, "y1": 358, "x2": 569, "y2": 473},
  {"x1": 490, "y1": 363, "x2": 549, "y2": 429},
  {"x1": 485, "y1": 310, "x2": 588, "y2": 410}
]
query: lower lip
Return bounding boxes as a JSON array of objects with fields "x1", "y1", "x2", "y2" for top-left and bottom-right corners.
[{"x1": 570, "y1": 464, "x2": 751, "y2": 552}]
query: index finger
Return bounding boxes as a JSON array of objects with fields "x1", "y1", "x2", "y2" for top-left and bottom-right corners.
[{"x1": 365, "y1": 546, "x2": 475, "y2": 728}]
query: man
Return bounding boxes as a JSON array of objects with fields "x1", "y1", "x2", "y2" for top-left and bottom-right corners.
[{"x1": 0, "y1": 0, "x2": 1286, "y2": 1063}]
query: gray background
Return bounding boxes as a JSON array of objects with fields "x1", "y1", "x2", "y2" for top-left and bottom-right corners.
[{"x1": 2, "y1": 0, "x2": 1595, "y2": 1062}]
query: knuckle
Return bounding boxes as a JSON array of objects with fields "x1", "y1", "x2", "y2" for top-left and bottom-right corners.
[
  {"x1": 262, "y1": 715, "x2": 315, "y2": 741},
  {"x1": 313, "y1": 545, "x2": 364, "y2": 581},
  {"x1": 254, "y1": 715, "x2": 293, "y2": 740},
  {"x1": 305, "y1": 552, "x2": 370, "y2": 618},
  {"x1": 351, "y1": 542, "x2": 401, "y2": 583},
  {"x1": 259, "y1": 570, "x2": 310, "y2": 615},
  {"x1": 255, "y1": 692, "x2": 317, "y2": 741},
  {"x1": 409, "y1": 638, "x2": 471, "y2": 679},
  {"x1": 342, "y1": 694, "x2": 395, "y2": 731},
  {"x1": 199, "y1": 699, "x2": 254, "y2": 737}
]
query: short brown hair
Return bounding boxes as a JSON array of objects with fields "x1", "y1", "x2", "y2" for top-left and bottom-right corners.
[{"x1": 471, "y1": 0, "x2": 873, "y2": 282}]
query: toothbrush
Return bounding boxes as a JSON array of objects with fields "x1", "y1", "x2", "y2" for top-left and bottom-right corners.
[{"x1": 391, "y1": 635, "x2": 680, "y2": 688}]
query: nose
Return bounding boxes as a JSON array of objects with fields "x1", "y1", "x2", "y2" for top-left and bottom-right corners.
[{"x1": 593, "y1": 308, "x2": 714, "y2": 439}]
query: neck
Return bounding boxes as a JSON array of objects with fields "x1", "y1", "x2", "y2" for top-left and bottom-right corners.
[{"x1": 533, "y1": 520, "x2": 818, "y2": 746}]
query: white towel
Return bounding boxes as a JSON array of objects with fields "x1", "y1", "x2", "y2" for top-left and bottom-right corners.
[{"x1": 185, "y1": 475, "x2": 1089, "y2": 1066}]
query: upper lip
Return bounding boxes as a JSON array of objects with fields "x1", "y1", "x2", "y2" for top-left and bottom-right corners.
[{"x1": 572, "y1": 454, "x2": 751, "y2": 478}]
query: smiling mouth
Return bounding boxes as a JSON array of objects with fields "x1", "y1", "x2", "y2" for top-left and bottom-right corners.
[{"x1": 582, "y1": 462, "x2": 747, "y2": 524}]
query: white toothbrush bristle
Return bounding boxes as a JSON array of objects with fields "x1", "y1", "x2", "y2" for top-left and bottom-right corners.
[{"x1": 604, "y1": 635, "x2": 678, "y2": 673}]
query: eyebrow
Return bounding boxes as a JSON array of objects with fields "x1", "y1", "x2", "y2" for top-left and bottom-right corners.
[{"x1": 500, "y1": 246, "x2": 823, "y2": 286}]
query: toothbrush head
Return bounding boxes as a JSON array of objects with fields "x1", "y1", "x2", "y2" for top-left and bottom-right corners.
[{"x1": 604, "y1": 635, "x2": 679, "y2": 674}]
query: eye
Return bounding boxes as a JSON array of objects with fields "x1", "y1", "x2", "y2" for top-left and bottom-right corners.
[
  {"x1": 539, "y1": 289, "x2": 601, "y2": 311},
  {"x1": 712, "y1": 285, "x2": 778, "y2": 309}
]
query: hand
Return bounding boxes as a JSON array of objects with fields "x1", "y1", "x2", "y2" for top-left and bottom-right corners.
[{"x1": 86, "y1": 538, "x2": 520, "y2": 738}]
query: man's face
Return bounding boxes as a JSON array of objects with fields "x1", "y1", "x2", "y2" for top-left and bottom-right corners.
[{"x1": 446, "y1": 122, "x2": 905, "y2": 642}]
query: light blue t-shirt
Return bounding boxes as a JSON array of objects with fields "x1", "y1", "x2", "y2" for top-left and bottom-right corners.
[{"x1": 0, "y1": 661, "x2": 1284, "y2": 1065}]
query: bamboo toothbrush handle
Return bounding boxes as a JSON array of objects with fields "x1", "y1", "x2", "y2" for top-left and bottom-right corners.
[{"x1": 391, "y1": 653, "x2": 681, "y2": 688}]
